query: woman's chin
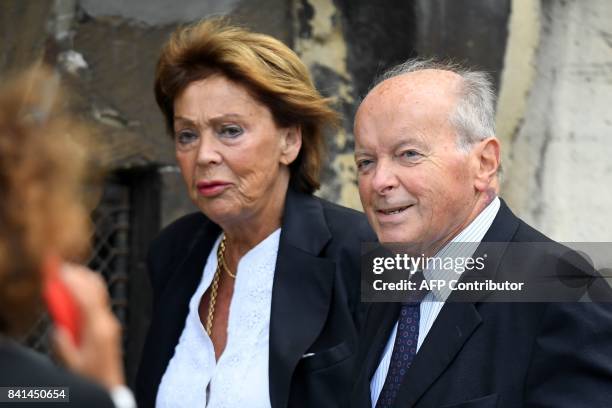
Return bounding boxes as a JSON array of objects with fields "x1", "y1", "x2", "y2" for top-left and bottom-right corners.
[{"x1": 196, "y1": 202, "x2": 242, "y2": 226}]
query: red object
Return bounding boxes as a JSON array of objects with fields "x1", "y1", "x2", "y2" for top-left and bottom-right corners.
[{"x1": 42, "y1": 257, "x2": 81, "y2": 345}]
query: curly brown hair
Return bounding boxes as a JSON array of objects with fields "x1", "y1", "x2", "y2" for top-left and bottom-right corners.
[
  {"x1": 0, "y1": 67, "x2": 92, "y2": 336},
  {"x1": 154, "y1": 18, "x2": 338, "y2": 194}
]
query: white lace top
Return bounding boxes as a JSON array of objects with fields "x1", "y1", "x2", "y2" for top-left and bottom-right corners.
[{"x1": 156, "y1": 229, "x2": 281, "y2": 408}]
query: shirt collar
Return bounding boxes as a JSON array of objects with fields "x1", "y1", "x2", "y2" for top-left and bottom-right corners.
[{"x1": 423, "y1": 197, "x2": 501, "y2": 301}]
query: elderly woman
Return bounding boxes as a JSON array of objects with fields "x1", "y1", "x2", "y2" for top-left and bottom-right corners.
[{"x1": 136, "y1": 18, "x2": 374, "y2": 407}]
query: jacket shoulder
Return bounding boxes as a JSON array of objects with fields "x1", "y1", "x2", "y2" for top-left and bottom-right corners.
[
  {"x1": 513, "y1": 218, "x2": 555, "y2": 243},
  {"x1": 147, "y1": 212, "x2": 210, "y2": 291},
  {"x1": 0, "y1": 342, "x2": 114, "y2": 407},
  {"x1": 316, "y1": 197, "x2": 377, "y2": 242},
  {"x1": 151, "y1": 212, "x2": 209, "y2": 250}
]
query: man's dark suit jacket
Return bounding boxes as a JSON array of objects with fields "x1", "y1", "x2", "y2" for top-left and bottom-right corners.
[
  {"x1": 0, "y1": 339, "x2": 114, "y2": 407},
  {"x1": 351, "y1": 199, "x2": 612, "y2": 408},
  {"x1": 136, "y1": 188, "x2": 376, "y2": 407}
]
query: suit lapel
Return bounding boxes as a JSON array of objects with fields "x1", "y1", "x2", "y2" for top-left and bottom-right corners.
[
  {"x1": 392, "y1": 302, "x2": 482, "y2": 407},
  {"x1": 269, "y1": 188, "x2": 335, "y2": 408},
  {"x1": 145, "y1": 220, "x2": 220, "y2": 399},
  {"x1": 388, "y1": 199, "x2": 521, "y2": 407},
  {"x1": 363, "y1": 302, "x2": 402, "y2": 381}
]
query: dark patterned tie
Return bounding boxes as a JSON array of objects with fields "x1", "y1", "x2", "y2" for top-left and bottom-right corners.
[
  {"x1": 375, "y1": 302, "x2": 421, "y2": 408},
  {"x1": 376, "y1": 272, "x2": 427, "y2": 408}
]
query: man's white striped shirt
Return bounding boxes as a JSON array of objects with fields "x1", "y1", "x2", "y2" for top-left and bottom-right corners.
[{"x1": 370, "y1": 197, "x2": 501, "y2": 406}]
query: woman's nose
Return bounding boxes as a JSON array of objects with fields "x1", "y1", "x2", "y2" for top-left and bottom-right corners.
[{"x1": 195, "y1": 134, "x2": 223, "y2": 166}]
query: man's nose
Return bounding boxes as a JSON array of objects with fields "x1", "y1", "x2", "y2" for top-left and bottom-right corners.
[{"x1": 371, "y1": 159, "x2": 399, "y2": 195}]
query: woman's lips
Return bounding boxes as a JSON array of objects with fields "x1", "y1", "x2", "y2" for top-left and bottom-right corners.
[{"x1": 196, "y1": 181, "x2": 231, "y2": 197}]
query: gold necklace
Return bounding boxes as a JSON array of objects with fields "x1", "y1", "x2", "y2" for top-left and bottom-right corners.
[
  {"x1": 220, "y1": 247, "x2": 236, "y2": 279},
  {"x1": 205, "y1": 236, "x2": 236, "y2": 336},
  {"x1": 205, "y1": 236, "x2": 225, "y2": 336}
]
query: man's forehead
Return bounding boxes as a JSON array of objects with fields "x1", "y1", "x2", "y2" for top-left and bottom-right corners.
[
  {"x1": 370, "y1": 69, "x2": 461, "y2": 102},
  {"x1": 384, "y1": 69, "x2": 462, "y2": 95},
  {"x1": 356, "y1": 69, "x2": 461, "y2": 127}
]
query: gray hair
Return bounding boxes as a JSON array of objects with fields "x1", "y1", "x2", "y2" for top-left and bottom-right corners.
[{"x1": 372, "y1": 58, "x2": 497, "y2": 151}]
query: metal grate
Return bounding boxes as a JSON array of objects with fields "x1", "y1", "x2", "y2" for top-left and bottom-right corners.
[
  {"x1": 19, "y1": 313, "x2": 52, "y2": 355},
  {"x1": 18, "y1": 169, "x2": 160, "y2": 387},
  {"x1": 20, "y1": 179, "x2": 131, "y2": 357},
  {"x1": 89, "y1": 182, "x2": 131, "y2": 337}
]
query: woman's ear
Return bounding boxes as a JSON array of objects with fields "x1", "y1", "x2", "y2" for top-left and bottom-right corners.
[{"x1": 279, "y1": 125, "x2": 302, "y2": 166}]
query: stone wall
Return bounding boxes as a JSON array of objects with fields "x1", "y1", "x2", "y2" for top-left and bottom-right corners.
[{"x1": 497, "y1": 0, "x2": 612, "y2": 241}]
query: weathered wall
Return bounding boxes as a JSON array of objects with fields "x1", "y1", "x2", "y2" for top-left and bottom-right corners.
[
  {"x1": 8, "y1": 1, "x2": 608, "y2": 242},
  {"x1": 293, "y1": 0, "x2": 361, "y2": 209},
  {"x1": 495, "y1": 0, "x2": 540, "y2": 158},
  {"x1": 414, "y1": 0, "x2": 510, "y2": 91},
  {"x1": 498, "y1": 0, "x2": 612, "y2": 241},
  {"x1": 0, "y1": 1, "x2": 53, "y2": 72}
]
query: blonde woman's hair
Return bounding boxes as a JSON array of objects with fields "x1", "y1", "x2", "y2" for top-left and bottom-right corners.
[{"x1": 0, "y1": 67, "x2": 92, "y2": 335}]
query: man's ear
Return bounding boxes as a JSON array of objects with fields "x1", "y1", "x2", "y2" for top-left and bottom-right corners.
[
  {"x1": 280, "y1": 125, "x2": 302, "y2": 166},
  {"x1": 473, "y1": 137, "x2": 500, "y2": 192}
]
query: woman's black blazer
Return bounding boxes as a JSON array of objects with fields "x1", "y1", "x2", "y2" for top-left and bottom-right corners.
[{"x1": 136, "y1": 187, "x2": 375, "y2": 407}]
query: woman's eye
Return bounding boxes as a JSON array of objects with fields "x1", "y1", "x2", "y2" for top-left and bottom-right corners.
[
  {"x1": 175, "y1": 130, "x2": 198, "y2": 146},
  {"x1": 218, "y1": 125, "x2": 243, "y2": 139},
  {"x1": 356, "y1": 159, "x2": 374, "y2": 172}
]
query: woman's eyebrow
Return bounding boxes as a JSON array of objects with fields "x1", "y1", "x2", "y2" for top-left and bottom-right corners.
[
  {"x1": 174, "y1": 113, "x2": 245, "y2": 124},
  {"x1": 208, "y1": 113, "x2": 244, "y2": 121},
  {"x1": 173, "y1": 115, "x2": 196, "y2": 126}
]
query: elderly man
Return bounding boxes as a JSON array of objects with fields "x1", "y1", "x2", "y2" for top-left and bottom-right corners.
[{"x1": 351, "y1": 59, "x2": 612, "y2": 408}]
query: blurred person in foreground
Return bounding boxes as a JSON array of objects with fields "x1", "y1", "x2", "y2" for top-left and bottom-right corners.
[
  {"x1": 135, "y1": 18, "x2": 375, "y2": 408},
  {"x1": 350, "y1": 58, "x2": 612, "y2": 407},
  {"x1": 0, "y1": 68, "x2": 135, "y2": 408}
]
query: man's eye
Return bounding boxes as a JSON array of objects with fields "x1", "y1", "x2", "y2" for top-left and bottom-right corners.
[
  {"x1": 175, "y1": 130, "x2": 198, "y2": 146},
  {"x1": 399, "y1": 150, "x2": 422, "y2": 161},
  {"x1": 219, "y1": 125, "x2": 243, "y2": 139}
]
